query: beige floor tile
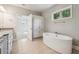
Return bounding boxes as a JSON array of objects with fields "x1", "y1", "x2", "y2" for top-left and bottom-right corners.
[{"x1": 11, "y1": 38, "x2": 58, "y2": 54}]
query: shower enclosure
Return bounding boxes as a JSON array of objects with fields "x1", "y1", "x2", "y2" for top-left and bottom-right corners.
[
  {"x1": 16, "y1": 14, "x2": 32, "y2": 40},
  {"x1": 16, "y1": 15, "x2": 28, "y2": 39},
  {"x1": 15, "y1": 14, "x2": 44, "y2": 40}
]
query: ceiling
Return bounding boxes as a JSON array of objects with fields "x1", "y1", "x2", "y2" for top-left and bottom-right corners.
[{"x1": 12, "y1": 4, "x2": 54, "y2": 12}]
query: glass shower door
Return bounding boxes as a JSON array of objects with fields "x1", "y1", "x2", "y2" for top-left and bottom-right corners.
[{"x1": 16, "y1": 15, "x2": 28, "y2": 40}]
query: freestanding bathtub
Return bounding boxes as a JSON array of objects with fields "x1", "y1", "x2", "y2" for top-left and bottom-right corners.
[{"x1": 43, "y1": 32, "x2": 72, "y2": 54}]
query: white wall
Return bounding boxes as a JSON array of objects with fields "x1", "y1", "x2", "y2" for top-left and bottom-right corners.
[{"x1": 42, "y1": 4, "x2": 79, "y2": 46}]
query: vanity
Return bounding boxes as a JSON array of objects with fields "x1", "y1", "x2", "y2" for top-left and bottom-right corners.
[{"x1": 0, "y1": 30, "x2": 13, "y2": 54}]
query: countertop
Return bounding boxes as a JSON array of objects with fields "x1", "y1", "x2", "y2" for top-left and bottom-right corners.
[
  {"x1": 0, "y1": 30, "x2": 13, "y2": 42},
  {"x1": 0, "y1": 30, "x2": 11, "y2": 37}
]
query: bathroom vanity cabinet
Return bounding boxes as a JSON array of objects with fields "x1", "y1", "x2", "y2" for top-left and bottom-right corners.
[
  {"x1": 0, "y1": 30, "x2": 13, "y2": 54},
  {"x1": 0, "y1": 12, "x2": 14, "y2": 53}
]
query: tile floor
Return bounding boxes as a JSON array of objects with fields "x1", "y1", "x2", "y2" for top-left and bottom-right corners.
[{"x1": 11, "y1": 38, "x2": 58, "y2": 54}]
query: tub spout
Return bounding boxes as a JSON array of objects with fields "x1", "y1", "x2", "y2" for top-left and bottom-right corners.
[
  {"x1": 56, "y1": 34, "x2": 58, "y2": 37},
  {"x1": 55, "y1": 32, "x2": 61, "y2": 34}
]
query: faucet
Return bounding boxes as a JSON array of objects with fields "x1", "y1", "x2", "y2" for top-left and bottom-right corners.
[
  {"x1": 0, "y1": 28, "x2": 1, "y2": 30},
  {"x1": 55, "y1": 32, "x2": 58, "y2": 34},
  {"x1": 55, "y1": 32, "x2": 58, "y2": 37}
]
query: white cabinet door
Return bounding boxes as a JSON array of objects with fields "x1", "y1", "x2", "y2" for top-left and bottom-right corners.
[
  {"x1": 0, "y1": 12, "x2": 4, "y2": 28},
  {"x1": 3, "y1": 13, "x2": 16, "y2": 28},
  {"x1": 0, "y1": 13, "x2": 16, "y2": 28}
]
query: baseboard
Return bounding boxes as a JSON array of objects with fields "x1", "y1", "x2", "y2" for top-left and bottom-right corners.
[
  {"x1": 33, "y1": 36, "x2": 43, "y2": 39},
  {"x1": 73, "y1": 45, "x2": 79, "y2": 51}
]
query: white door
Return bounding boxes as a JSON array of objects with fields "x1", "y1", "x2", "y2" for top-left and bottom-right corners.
[
  {"x1": 33, "y1": 15, "x2": 44, "y2": 38},
  {"x1": 33, "y1": 18, "x2": 40, "y2": 38},
  {"x1": 27, "y1": 14, "x2": 32, "y2": 40}
]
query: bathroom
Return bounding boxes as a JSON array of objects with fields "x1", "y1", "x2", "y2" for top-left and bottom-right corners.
[{"x1": 0, "y1": 4, "x2": 79, "y2": 54}]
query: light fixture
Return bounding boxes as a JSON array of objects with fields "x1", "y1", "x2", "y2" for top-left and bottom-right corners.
[{"x1": 0, "y1": 5, "x2": 6, "y2": 12}]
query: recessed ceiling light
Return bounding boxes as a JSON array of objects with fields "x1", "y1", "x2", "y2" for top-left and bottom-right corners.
[{"x1": 0, "y1": 6, "x2": 6, "y2": 12}]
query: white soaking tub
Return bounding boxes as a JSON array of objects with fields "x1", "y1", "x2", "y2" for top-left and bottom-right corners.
[{"x1": 43, "y1": 32, "x2": 72, "y2": 54}]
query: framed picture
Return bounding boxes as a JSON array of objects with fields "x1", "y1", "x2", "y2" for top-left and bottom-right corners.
[
  {"x1": 62, "y1": 8, "x2": 71, "y2": 18},
  {"x1": 52, "y1": 11, "x2": 61, "y2": 20},
  {"x1": 52, "y1": 5, "x2": 72, "y2": 21},
  {"x1": 54, "y1": 12, "x2": 60, "y2": 19}
]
